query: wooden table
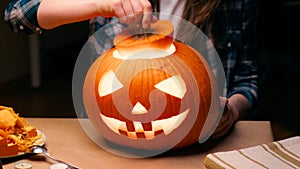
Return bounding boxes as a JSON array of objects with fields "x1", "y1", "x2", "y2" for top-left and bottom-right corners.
[{"x1": 2, "y1": 118, "x2": 273, "y2": 169}]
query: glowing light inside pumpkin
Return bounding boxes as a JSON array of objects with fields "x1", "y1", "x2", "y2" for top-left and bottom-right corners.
[
  {"x1": 113, "y1": 44, "x2": 176, "y2": 60},
  {"x1": 100, "y1": 108, "x2": 190, "y2": 140},
  {"x1": 98, "y1": 70, "x2": 123, "y2": 97},
  {"x1": 154, "y1": 75, "x2": 186, "y2": 99}
]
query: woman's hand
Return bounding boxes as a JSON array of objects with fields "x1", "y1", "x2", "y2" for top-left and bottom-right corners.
[
  {"x1": 212, "y1": 94, "x2": 249, "y2": 139},
  {"x1": 212, "y1": 97, "x2": 239, "y2": 139},
  {"x1": 105, "y1": 0, "x2": 154, "y2": 28}
]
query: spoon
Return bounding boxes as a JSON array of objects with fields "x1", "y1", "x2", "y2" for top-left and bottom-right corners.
[{"x1": 30, "y1": 145, "x2": 80, "y2": 169}]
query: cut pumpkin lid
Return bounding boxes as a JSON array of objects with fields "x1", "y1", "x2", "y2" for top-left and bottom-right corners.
[
  {"x1": 114, "y1": 20, "x2": 174, "y2": 47},
  {"x1": 114, "y1": 20, "x2": 175, "y2": 56}
]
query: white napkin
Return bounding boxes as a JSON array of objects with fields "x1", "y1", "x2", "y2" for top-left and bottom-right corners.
[{"x1": 204, "y1": 136, "x2": 300, "y2": 169}]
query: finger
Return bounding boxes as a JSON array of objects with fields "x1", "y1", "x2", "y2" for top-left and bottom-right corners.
[
  {"x1": 139, "y1": 0, "x2": 153, "y2": 28},
  {"x1": 111, "y1": 0, "x2": 127, "y2": 22},
  {"x1": 212, "y1": 110, "x2": 232, "y2": 136},
  {"x1": 213, "y1": 117, "x2": 228, "y2": 134},
  {"x1": 142, "y1": 12, "x2": 152, "y2": 29},
  {"x1": 151, "y1": 15, "x2": 158, "y2": 23},
  {"x1": 220, "y1": 96, "x2": 228, "y2": 108},
  {"x1": 213, "y1": 118, "x2": 233, "y2": 138},
  {"x1": 129, "y1": 0, "x2": 143, "y2": 24},
  {"x1": 121, "y1": 0, "x2": 135, "y2": 24},
  {"x1": 218, "y1": 108, "x2": 230, "y2": 125}
]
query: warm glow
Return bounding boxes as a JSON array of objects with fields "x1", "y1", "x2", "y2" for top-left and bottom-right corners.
[
  {"x1": 155, "y1": 75, "x2": 187, "y2": 99},
  {"x1": 100, "y1": 109, "x2": 190, "y2": 140},
  {"x1": 98, "y1": 70, "x2": 123, "y2": 97},
  {"x1": 151, "y1": 109, "x2": 189, "y2": 135},
  {"x1": 113, "y1": 44, "x2": 176, "y2": 60},
  {"x1": 131, "y1": 102, "x2": 148, "y2": 115}
]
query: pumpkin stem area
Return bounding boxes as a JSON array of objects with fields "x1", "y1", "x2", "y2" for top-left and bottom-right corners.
[
  {"x1": 134, "y1": 24, "x2": 155, "y2": 39},
  {"x1": 133, "y1": 32, "x2": 155, "y2": 39}
]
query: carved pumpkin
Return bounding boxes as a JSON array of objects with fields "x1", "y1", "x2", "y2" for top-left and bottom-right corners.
[{"x1": 83, "y1": 20, "x2": 220, "y2": 150}]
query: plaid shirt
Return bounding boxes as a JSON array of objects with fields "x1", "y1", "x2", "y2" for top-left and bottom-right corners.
[
  {"x1": 4, "y1": 0, "x2": 259, "y2": 111},
  {"x1": 4, "y1": 0, "x2": 42, "y2": 34}
]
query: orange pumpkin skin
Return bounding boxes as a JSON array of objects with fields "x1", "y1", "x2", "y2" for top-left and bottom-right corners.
[{"x1": 83, "y1": 20, "x2": 220, "y2": 150}]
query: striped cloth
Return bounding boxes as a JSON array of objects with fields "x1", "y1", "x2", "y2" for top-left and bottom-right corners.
[{"x1": 204, "y1": 136, "x2": 300, "y2": 169}]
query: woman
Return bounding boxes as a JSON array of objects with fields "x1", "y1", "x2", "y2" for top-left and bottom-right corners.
[{"x1": 4, "y1": 0, "x2": 259, "y2": 139}]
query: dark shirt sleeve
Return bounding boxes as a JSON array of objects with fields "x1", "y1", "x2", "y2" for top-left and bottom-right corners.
[
  {"x1": 226, "y1": 0, "x2": 259, "y2": 109},
  {"x1": 4, "y1": 0, "x2": 42, "y2": 34}
]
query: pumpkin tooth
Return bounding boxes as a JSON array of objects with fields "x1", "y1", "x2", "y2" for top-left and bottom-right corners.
[
  {"x1": 133, "y1": 121, "x2": 144, "y2": 132},
  {"x1": 144, "y1": 131, "x2": 155, "y2": 140},
  {"x1": 100, "y1": 114, "x2": 125, "y2": 134},
  {"x1": 127, "y1": 132, "x2": 138, "y2": 140},
  {"x1": 152, "y1": 109, "x2": 189, "y2": 135}
]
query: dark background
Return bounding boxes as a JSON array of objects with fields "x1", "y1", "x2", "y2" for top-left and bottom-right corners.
[
  {"x1": 256, "y1": 0, "x2": 300, "y2": 140},
  {"x1": 0, "y1": 0, "x2": 299, "y2": 140}
]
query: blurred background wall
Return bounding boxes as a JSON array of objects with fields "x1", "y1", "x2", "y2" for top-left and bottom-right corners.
[
  {"x1": 0, "y1": 0, "x2": 89, "y2": 117},
  {"x1": 0, "y1": 0, "x2": 29, "y2": 84}
]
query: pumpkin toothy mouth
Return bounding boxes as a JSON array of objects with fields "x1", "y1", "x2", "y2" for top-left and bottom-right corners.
[{"x1": 100, "y1": 109, "x2": 189, "y2": 140}]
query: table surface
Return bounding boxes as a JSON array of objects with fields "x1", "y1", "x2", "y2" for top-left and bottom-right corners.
[{"x1": 2, "y1": 118, "x2": 274, "y2": 169}]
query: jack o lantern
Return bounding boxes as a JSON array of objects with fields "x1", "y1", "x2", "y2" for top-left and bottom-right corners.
[{"x1": 83, "y1": 20, "x2": 220, "y2": 150}]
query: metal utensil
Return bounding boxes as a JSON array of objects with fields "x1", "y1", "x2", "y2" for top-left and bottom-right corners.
[
  {"x1": 30, "y1": 145, "x2": 80, "y2": 169},
  {"x1": 136, "y1": 14, "x2": 154, "y2": 39}
]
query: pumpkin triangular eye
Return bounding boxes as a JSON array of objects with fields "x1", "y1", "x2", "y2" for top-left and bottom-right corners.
[
  {"x1": 98, "y1": 70, "x2": 123, "y2": 97},
  {"x1": 154, "y1": 75, "x2": 186, "y2": 99}
]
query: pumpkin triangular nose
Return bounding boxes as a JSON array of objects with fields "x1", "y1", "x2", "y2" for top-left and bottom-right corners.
[{"x1": 131, "y1": 102, "x2": 148, "y2": 115}]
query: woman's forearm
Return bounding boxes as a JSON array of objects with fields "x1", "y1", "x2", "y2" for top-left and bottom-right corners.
[
  {"x1": 37, "y1": 0, "x2": 112, "y2": 29},
  {"x1": 37, "y1": 0, "x2": 153, "y2": 29}
]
